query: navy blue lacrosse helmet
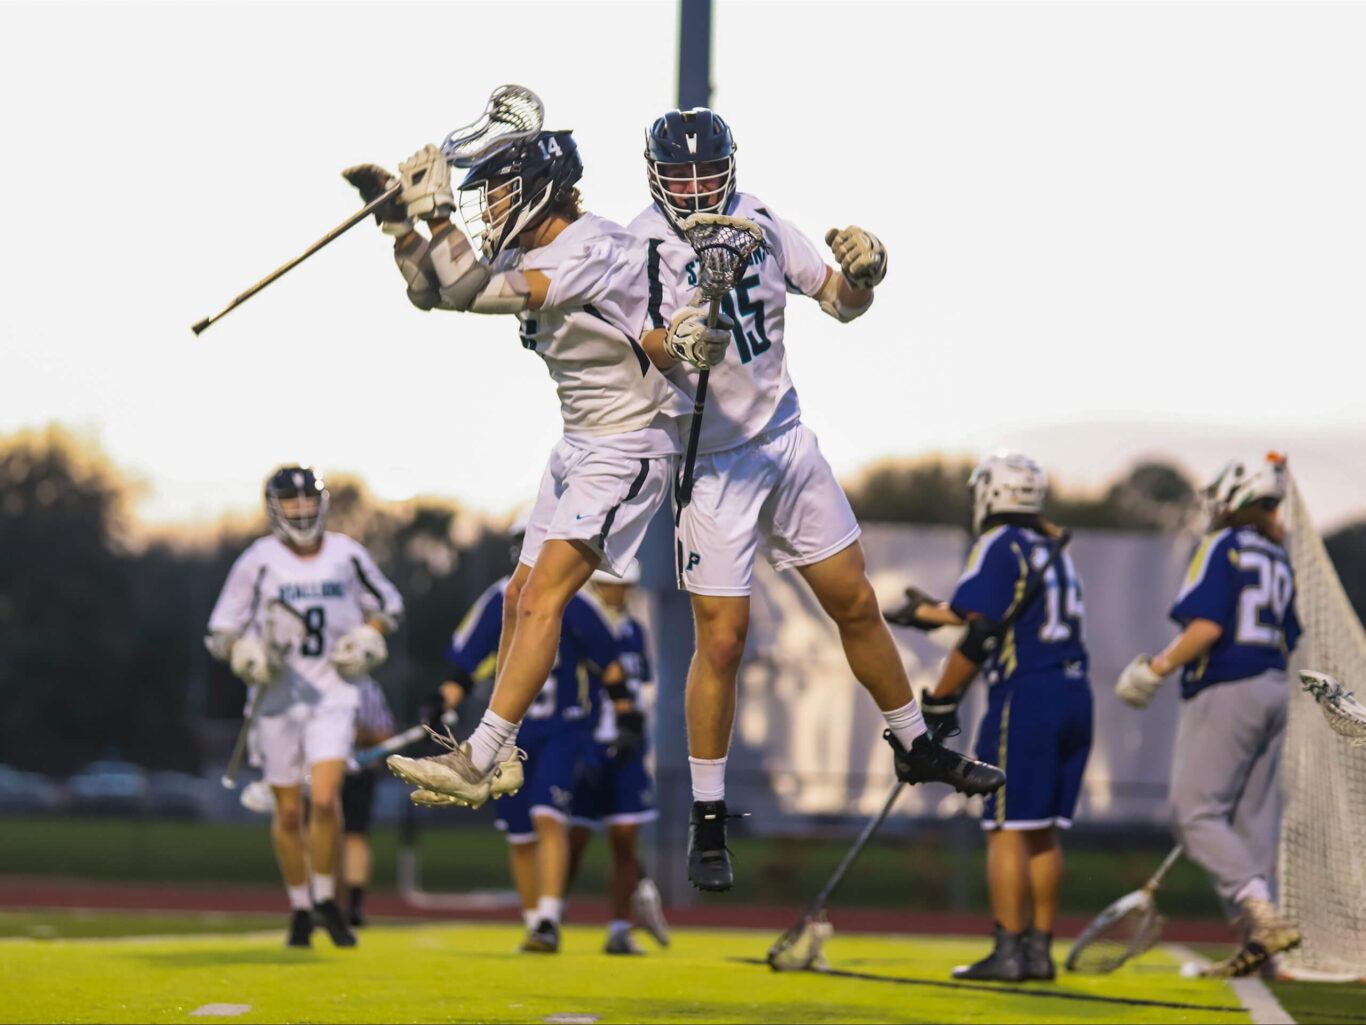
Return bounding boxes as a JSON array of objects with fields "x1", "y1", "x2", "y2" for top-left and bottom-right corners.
[
  {"x1": 645, "y1": 108, "x2": 737, "y2": 234},
  {"x1": 264, "y1": 465, "x2": 329, "y2": 547},
  {"x1": 458, "y1": 130, "x2": 583, "y2": 260}
]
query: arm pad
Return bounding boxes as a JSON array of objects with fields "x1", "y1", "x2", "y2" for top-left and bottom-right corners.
[
  {"x1": 427, "y1": 223, "x2": 494, "y2": 310},
  {"x1": 394, "y1": 232, "x2": 441, "y2": 310},
  {"x1": 957, "y1": 615, "x2": 1003, "y2": 665},
  {"x1": 816, "y1": 269, "x2": 873, "y2": 323}
]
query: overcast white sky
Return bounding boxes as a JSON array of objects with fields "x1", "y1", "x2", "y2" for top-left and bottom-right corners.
[{"x1": 2, "y1": 1, "x2": 1363, "y2": 530}]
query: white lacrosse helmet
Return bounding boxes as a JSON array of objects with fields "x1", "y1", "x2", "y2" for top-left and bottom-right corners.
[
  {"x1": 968, "y1": 452, "x2": 1048, "y2": 534},
  {"x1": 1203, "y1": 452, "x2": 1288, "y2": 523},
  {"x1": 591, "y1": 559, "x2": 641, "y2": 587}
]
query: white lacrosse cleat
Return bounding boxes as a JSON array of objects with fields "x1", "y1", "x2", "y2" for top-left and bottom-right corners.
[
  {"x1": 631, "y1": 877, "x2": 671, "y2": 947},
  {"x1": 388, "y1": 741, "x2": 493, "y2": 808}
]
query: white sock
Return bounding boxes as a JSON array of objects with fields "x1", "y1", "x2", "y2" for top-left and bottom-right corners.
[
  {"x1": 523, "y1": 909, "x2": 539, "y2": 930},
  {"x1": 1235, "y1": 877, "x2": 1271, "y2": 904},
  {"x1": 496, "y1": 739, "x2": 519, "y2": 763},
  {"x1": 689, "y1": 756, "x2": 728, "y2": 802},
  {"x1": 882, "y1": 699, "x2": 928, "y2": 749},
  {"x1": 536, "y1": 896, "x2": 564, "y2": 925},
  {"x1": 609, "y1": 919, "x2": 631, "y2": 936},
  {"x1": 312, "y1": 872, "x2": 335, "y2": 903},
  {"x1": 469, "y1": 710, "x2": 519, "y2": 773},
  {"x1": 286, "y1": 883, "x2": 312, "y2": 911}
]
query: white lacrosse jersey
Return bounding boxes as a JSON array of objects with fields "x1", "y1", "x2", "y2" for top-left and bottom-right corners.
[
  {"x1": 498, "y1": 212, "x2": 691, "y2": 455},
  {"x1": 628, "y1": 193, "x2": 831, "y2": 456},
  {"x1": 207, "y1": 532, "x2": 403, "y2": 715}
]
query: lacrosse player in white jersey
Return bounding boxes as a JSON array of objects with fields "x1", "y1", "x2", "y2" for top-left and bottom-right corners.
[
  {"x1": 205, "y1": 466, "x2": 403, "y2": 948},
  {"x1": 342, "y1": 121, "x2": 691, "y2": 811},
  {"x1": 629, "y1": 108, "x2": 1005, "y2": 892}
]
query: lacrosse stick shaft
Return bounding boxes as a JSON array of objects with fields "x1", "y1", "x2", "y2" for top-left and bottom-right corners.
[
  {"x1": 805, "y1": 782, "x2": 905, "y2": 916},
  {"x1": 192, "y1": 184, "x2": 402, "y2": 336},
  {"x1": 1144, "y1": 844, "x2": 1183, "y2": 893},
  {"x1": 221, "y1": 685, "x2": 268, "y2": 789},
  {"x1": 675, "y1": 293, "x2": 729, "y2": 515}
]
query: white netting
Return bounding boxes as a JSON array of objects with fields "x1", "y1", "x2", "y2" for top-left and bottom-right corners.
[{"x1": 1276, "y1": 471, "x2": 1366, "y2": 978}]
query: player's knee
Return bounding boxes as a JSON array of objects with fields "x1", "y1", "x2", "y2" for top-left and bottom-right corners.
[
  {"x1": 274, "y1": 805, "x2": 304, "y2": 832},
  {"x1": 824, "y1": 576, "x2": 881, "y2": 628},
  {"x1": 698, "y1": 627, "x2": 746, "y2": 675},
  {"x1": 516, "y1": 579, "x2": 569, "y2": 625},
  {"x1": 608, "y1": 824, "x2": 638, "y2": 856},
  {"x1": 311, "y1": 793, "x2": 341, "y2": 821}
]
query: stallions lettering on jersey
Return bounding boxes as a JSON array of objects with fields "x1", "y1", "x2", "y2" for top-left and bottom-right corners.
[
  {"x1": 630, "y1": 194, "x2": 829, "y2": 456},
  {"x1": 1170, "y1": 526, "x2": 1301, "y2": 698},
  {"x1": 206, "y1": 533, "x2": 403, "y2": 715}
]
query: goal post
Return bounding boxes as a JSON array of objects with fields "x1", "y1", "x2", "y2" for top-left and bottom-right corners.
[{"x1": 1276, "y1": 471, "x2": 1366, "y2": 981}]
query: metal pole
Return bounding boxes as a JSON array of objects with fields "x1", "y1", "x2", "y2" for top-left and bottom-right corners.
[{"x1": 678, "y1": 0, "x2": 714, "y2": 109}]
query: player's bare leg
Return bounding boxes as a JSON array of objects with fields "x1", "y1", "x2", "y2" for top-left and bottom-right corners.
[
  {"x1": 520, "y1": 812, "x2": 569, "y2": 953},
  {"x1": 306, "y1": 759, "x2": 356, "y2": 946},
  {"x1": 1024, "y1": 827, "x2": 1061, "y2": 979},
  {"x1": 953, "y1": 829, "x2": 1029, "y2": 981},
  {"x1": 684, "y1": 593, "x2": 749, "y2": 891},
  {"x1": 508, "y1": 839, "x2": 541, "y2": 941},
  {"x1": 389, "y1": 541, "x2": 596, "y2": 801},
  {"x1": 340, "y1": 833, "x2": 371, "y2": 926},
  {"x1": 270, "y1": 784, "x2": 313, "y2": 947},
  {"x1": 604, "y1": 823, "x2": 646, "y2": 954}
]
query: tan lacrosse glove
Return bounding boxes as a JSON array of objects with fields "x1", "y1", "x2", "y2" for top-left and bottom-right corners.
[
  {"x1": 664, "y1": 305, "x2": 735, "y2": 370},
  {"x1": 399, "y1": 144, "x2": 454, "y2": 220},
  {"x1": 825, "y1": 225, "x2": 887, "y2": 289},
  {"x1": 331, "y1": 623, "x2": 388, "y2": 678},
  {"x1": 1116, "y1": 655, "x2": 1165, "y2": 709},
  {"x1": 229, "y1": 635, "x2": 278, "y2": 687}
]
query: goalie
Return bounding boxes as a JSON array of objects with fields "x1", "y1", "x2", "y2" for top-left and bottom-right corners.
[
  {"x1": 886, "y1": 453, "x2": 1092, "y2": 982},
  {"x1": 1115, "y1": 452, "x2": 1301, "y2": 978}
]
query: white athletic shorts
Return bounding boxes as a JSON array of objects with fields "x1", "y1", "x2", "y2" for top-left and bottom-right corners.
[
  {"x1": 519, "y1": 436, "x2": 672, "y2": 578},
  {"x1": 251, "y1": 703, "x2": 357, "y2": 787},
  {"x1": 677, "y1": 421, "x2": 860, "y2": 596}
]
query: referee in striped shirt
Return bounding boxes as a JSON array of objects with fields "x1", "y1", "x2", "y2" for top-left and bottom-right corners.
[{"x1": 340, "y1": 676, "x2": 396, "y2": 926}]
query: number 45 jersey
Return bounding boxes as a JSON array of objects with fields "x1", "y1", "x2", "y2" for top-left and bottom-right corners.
[
  {"x1": 1169, "y1": 526, "x2": 1300, "y2": 698},
  {"x1": 207, "y1": 533, "x2": 403, "y2": 712},
  {"x1": 629, "y1": 194, "x2": 830, "y2": 456}
]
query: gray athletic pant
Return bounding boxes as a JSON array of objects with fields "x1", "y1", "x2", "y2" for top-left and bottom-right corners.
[{"x1": 1169, "y1": 668, "x2": 1287, "y2": 916}]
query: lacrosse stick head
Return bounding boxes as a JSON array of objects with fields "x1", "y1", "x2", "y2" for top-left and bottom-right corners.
[
  {"x1": 681, "y1": 213, "x2": 765, "y2": 304},
  {"x1": 1065, "y1": 889, "x2": 1165, "y2": 974},
  {"x1": 1299, "y1": 671, "x2": 1366, "y2": 746},
  {"x1": 767, "y1": 912, "x2": 834, "y2": 972},
  {"x1": 457, "y1": 129, "x2": 582, "y2": 261},
  {"x1": 441, "y1": 84, "x2": 545, "y2": 168}
]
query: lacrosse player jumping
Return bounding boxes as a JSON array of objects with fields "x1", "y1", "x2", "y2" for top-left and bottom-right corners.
[
  {"x1": 347, "y1": 109, "x2": 692, "y2": 828},
  {"x1": 888, "y1": 453, "x2": 1092, "y2": 981},
  {"x1": 204, "y1": 466, "x2": 403, "y2": 948},
  {"x1": 629, "y1": 107, "x2": 1005, "y2": 892},
  {"x1": 1116, "y1": 452, "x2": 1302, "y2": 978}
]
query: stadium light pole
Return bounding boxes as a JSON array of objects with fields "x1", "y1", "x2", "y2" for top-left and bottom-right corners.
[{"x1": 639, "y1": 0, "x2": 714, "y2": 910}]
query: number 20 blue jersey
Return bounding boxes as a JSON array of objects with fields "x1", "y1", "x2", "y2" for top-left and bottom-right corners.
[
  {"x1": 1169, "y1": 527, "x2": 1301, "y2": 698},
  {"x1": 950, "y1": 525, "x2": 1088, "y2": 684}
]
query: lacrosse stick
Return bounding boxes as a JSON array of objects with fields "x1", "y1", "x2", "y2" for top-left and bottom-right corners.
[
  {"x1": 354, "y1": 710, "x2": 458, "y2": 767},
  {"x1": 192, "y1": 84, "x2": 544, "y2": 335},
  {"x1": 767, "y1": 781, "x2": 905, "y2": 971},
  {"x1": 1066, "y1": 844, "x2": 1183, "y2": 973},
  {"x1": 222, "y1": 684, "x2": 267, "y2": 790},
  {"x1": 674, "y1": 213, "x2": 765, "y2": 515},
  {"x1": 1299, "y1": 671, "x2": 1366, "y2": 746},
  {"x1": 220, "y1": 598, "x2": 303, "y2": 789}
]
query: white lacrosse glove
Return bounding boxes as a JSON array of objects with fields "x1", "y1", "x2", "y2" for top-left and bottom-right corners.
[
  {"x1": 341, "y1": 163, "x2": 413, "y2": 236},
  {"x1": 229, "y1": 635, "x2": 278, "y2": 687},
  {"x1": 330, "y1": 623, "x2": 388, "y2": 677},
  {"x1": 263, "y1": 601, "x2": 306, "y2": 662},
  {"x1": 204, "y1": 629, "x2": 240, "y2": 662},
  {"x1": 664, "y1": 305, "x2": 735, "y2": 370},
  {"x1": 398, "y1": 144, "x2": 454, "y2": 220},
  {"x1": 825, "y1": 225, "x2": 887, "y2": 289},
  {"x1": 1116, "y1": 655, "x2": 1166, "y2": 709}
]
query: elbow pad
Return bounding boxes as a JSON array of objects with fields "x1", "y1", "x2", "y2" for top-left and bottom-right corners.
[
  {"x1": 366, "y1": 610, "x2": 401, "y2": 634},
  {"x1": 957, "y1": 616, "x2": 1003, "y2": 666},
  {"x1": 468, "y1": 271, "x2": 530, "y2": 315},
  {"x1": 816, "y1": 270, "x2": 874, "y2": 323},
  {"x1": 427, "y1": 223, "x2": 494, "y2": 310},
  {"x1": 394, "y1": 233, "x2": 440, "y2": 310}
]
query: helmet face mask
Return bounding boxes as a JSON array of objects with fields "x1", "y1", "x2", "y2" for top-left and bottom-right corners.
[
  {"x1": 645, "y1": 108, "x2": 736, "y2": 235},
  {"x1": 968, "y1": 453, "x2": 1048, "y2": 535},
  {"x1": 1203, "y1": 452, "x2": 1287, "y2": 527},
  {"x1": 265, "y1": 465, "x2": 329, "y2": 548},
  {"x1": 458, "y1": 130, "x2": 582, "y2": 260}
]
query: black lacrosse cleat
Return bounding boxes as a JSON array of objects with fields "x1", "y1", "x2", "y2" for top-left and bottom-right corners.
[
  {"x1": 952, "y1": 923, "x2": 1029, "y2": 981},
  {"x1": 313, "y1": 899, "x2": 358, "y2": 948},
  {"x1": 347, "y1": 887, "x2": 366, "y2": 928},
  {"x1": 688, "y1": 800, "x2": 734, "y2": 892},
  {"x1": 1022, "y1": 927, "x2": 1056, "y2": 981},
  {"x1": 885, "y1": 729, "x2": 1006, "y2": 796},
  {"x1": 286, "y1": 909, "x2": 313, "y2": 948},
  {"x1": 519, "y1": 918, "x2": 561, "y2": 954}
]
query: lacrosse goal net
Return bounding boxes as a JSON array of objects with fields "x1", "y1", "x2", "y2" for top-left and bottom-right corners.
[{"x1": 1276, "y1": 470, "x2": 1366, "y2": 980}]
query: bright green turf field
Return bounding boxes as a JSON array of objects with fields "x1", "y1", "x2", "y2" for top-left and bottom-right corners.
[{"x1": 2, "y1": 920, "x2": 1256, "y2": 1024}]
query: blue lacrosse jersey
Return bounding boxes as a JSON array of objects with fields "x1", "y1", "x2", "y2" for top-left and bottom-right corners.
[
  {"x1": 587, "y1": 610, "x2": 653, "y2": 745},
  {"x1": 1169, "y1": 527, "x2": 1301, "y2": 698},
  {"x1": 950, "y1": 525, "x2": 1088, "y2": 684},
  {"x1": 446, "y1": 578, "x2": 622, "y2": 739}
]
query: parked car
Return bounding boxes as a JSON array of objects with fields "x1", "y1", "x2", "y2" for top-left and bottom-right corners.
[
  {"x1": 65, "y1": 760, "x2": 150, "y2": 814},
  {"x1": 147, "y1": 771, "x2": 207, "y2": 820},
  {"x1": 0, "y1": 764, "x2": 63, "y2": 813}
]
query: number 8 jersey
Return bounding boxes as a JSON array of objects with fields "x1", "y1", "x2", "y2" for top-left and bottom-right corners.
[
  {"x1": 207, "y1": 533, "x2": 403, "y2": 713},
  {"x1": 629, "y1": 193, "x2": 830, "y2": 455},
  {"x1": 1169, "y1": 526, "x2": 1301, "y2": 698}
]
